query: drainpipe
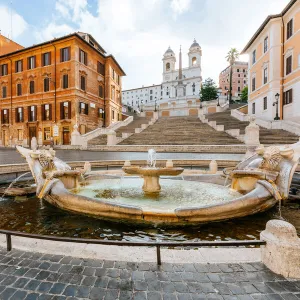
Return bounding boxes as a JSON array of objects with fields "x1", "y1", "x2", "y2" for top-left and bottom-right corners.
[
  {"x1": 50, "y1": 42, "x2": 57, "y2": 123},
  {"x1": 8, "y1": 57, "x2": 13, "y2": 146},
  {"x1": 280, "y1": 16, "x2": 285, "y2": 120}
]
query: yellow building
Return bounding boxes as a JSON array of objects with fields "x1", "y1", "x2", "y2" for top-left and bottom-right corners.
[{"x1": 242, "y1": 0, "x2": 299, "y2": 121}]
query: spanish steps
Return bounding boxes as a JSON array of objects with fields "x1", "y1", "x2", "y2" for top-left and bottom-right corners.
[
  {"x1": 206, "y1": 110, "x2": 299, "y2": 145},
  {"x1": 118, "y1": 116, "x2": 241, "y2": 145}
]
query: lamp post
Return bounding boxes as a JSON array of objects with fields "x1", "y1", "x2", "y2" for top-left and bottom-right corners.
[
  {"x1": 217, "y1": 89, "x2": 222, "y2": 106},
  {"x1": 273, "y1": 93, "x2": 280, "y2": 120}
]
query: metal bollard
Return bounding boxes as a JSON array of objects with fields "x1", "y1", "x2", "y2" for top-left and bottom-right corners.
[
  {"x1": 156, "y1": 245, "x2": 161, "y2": 265},
  {"x1": 6, "y1": 234, "x2": 12, "y2": 251}
]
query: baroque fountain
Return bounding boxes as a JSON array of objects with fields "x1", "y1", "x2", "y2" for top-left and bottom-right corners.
[{"x1": 15, "y1": 142, "x2": 300, "y2": 226}]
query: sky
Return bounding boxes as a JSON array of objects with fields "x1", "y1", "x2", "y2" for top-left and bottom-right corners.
[{"x1": 0, "y1": 0, "x2": 291, "y2": 90}]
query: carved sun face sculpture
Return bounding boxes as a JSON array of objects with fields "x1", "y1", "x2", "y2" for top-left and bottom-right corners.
[{"x1": 259, "y1": 146, "x2": 282, "y2": 171}]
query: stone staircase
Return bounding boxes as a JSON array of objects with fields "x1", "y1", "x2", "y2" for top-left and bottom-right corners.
[
  {"x1": 119, "y1": 116, "x2": 242, "y2": 145},
  {"x1": 206, "y1": 110, "x2": 299, "y2": 145},
  {"x1": 88, "y1": 116, "x2": 152, "y2": 146}
]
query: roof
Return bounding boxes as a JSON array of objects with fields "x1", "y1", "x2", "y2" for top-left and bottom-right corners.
[
  {"x1": 190, "y1": 39, "x2": 200, "y2": 49},
  {"x1": 164, "y1": 46, "x2": 175, "y2": 55},
  {"x1": 0, "y1": 32, "x2": 126, "y2": 76},
  {"x1": 241, "y1": 0, "x2": 297, "y2": 54},
  {"x1": 220, "y1": 61, "x2": 248, "y2": 74},
  {"x1": 122, "y1": 84, "x2": 161, "y2": 93}
]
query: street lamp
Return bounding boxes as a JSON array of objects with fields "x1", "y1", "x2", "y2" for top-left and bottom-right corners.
[
  {"x1": 217, "y1": 89, "x2": 222, "y2": 106},
  {"x1": 273, "y1": 93, "x2": 280, "y2": 120}
]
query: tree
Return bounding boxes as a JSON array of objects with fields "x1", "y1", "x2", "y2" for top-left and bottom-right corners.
[
  {"x1": 225, "y1": 48, "x2": 239, "y2": 104},
  {"x1": 199, "y1": 78, "x2": 218, "y2": 102},
  {"x1": 240, "y1": 86, "x2": 248, "y2": 102}
]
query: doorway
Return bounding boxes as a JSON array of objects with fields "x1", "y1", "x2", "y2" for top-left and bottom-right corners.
[
  {"x1": 63, "y1": 127, "x2": 70, "y2": 145},
  {"x1": 2, "y1": 130, "x2": 8, "y2": 146},
  {"x1": 29, "y1": 127, "x2": 37, "y2": 148}
]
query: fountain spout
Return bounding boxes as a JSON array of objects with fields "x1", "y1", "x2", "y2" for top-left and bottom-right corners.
[{"x1": 147, "y1": 149, "x2": 157, "y2": 168}]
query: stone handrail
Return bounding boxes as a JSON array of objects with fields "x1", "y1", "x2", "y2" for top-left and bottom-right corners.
[
  {"x1": 231, "y1": 105, "x2": 249, "y2": 122},
  {"x1": 72, "y1": 116, "x2": 133, "y2": 148}
]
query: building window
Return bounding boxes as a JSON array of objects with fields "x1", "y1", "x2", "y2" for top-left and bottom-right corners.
[
  {"x1": 62, "y1": 74, "x2": 68, "y2": 89},
  {"x1": 16, "y1": 107, "x2": 24, "y2": 122},
  {"x1": 42, "y1": 104, "x2": 52, "y2": 121},
  {"x1": 237, "y1": 69, "x2": 239, "y2": 72},
  {"x1": 29, "y1": 81, "x2": 35, "y2": 94},
  {"x1": 79, "y1": 49, "x2": 87, "y2": 65},
  {"x1": 60, "y1": 101, "x2": 71, "y2": 119},
  {"x1": 28, "y1": 105, "x2": 37, "y2": 122},
  {"x1": 263, "y1": 67, "x2": 268, "y2": 84},
  {"x1": 264, "y1": 37, "x2": 268, "y2": 53},
  {"x1": 0, "y1": 64, "x2": 8, "y2": 76},
  {"x1": 15, "y1": 60, "x2": 23, "y2": 73},
  {"x1": 80, "y1": 76, "x2": 86, "y2": 91},
  {"x1": 44, "y1": 127, "x2": 51, "y2": 140},
  {"x1": 17, "y1": 83, "x2": 22, "y2": 96},
  {"x1": 166, "y1": 62, "x2": 170, "y2": 71},
  {"x1": 150, "y1": 90, "x2": 153, "y2": 94},
  {"x1": 238, "y1": 86, "x2": 240, "y2": 92},
  {"x1": 284, "y1": 89, "x2": 293, "y2": 105},
  {"x1": 287, "y1": 19, "x2": 293, "y2": 40},
  {"x1": 60, "y1": 47, "x2": 71, "y2": 62},
  {"x1": 2, "y1": 86, "x2": 7, "y2": 98},
  {"x1": 117, "y1": 75, "x2": 120, "y2": 85},
  {"x1": 263, "y1": 97, "x2": 267, "y2": 110},
  {"x1": 238, "y1": 74, "x2": 240, "y2": 77},
  {"x1": 17, "y1": 129, "x2": 23, "y2": 141},
  {"x1": 2, "y1": 109, "x2": 9, "y2": 124},
  {"x1": 112, "y1": 68, "x2": 115, "y2": 80},
  {"x1": 27, "y1": 56, "x2": 36, "y2": 70},
  {"x1": 252, "y1": 77, "x2": 256, "y2": 91},
  {"x1": 44, "y1": 78, "x2": 50, "y2": 92},
  {"x1": 150, "y1": 95, "x2": 152, "y2": 100},
  {"x1": 286, "y1": 56, "x2": 292, "y2": 75},
  {"x1": 111, "y1": 86, "x2": 115, "y2": 101},
  {"x1": 252, "y1": 50, "x2": 256, "y2": 64},
  {"x1": 252, "y1": 103, "x2": 255, "y2": 114},
  {"x1": 99, "y1": 85, "x2": 104, "y2": 98},
  {"x1": 112, "y1": 110, "x2": 115, "y2": 120},
  {"x1": 79, "y1": 102, "x2": 88, "y2": 115},
  {"x1": 97, "y1": 61, "x2": 105, "y2": 75},
  {"x1": 42, "y1": 52, "x2": 51, "y2": 66}
]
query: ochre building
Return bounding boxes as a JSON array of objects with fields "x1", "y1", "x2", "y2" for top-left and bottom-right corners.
[
  {"x1": 242, "y1": 0, "x2": 299, "y2": 121},
  {"x1": 0, "y1": 32, "x2": 125, "y2": 146}
]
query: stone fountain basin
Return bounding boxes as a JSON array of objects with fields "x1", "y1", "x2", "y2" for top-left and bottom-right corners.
[
  {"x1": 122, "y1": 167, "x2": 184, "y2": 176},
  {"x1": 43, "y1": 175, "x2": 277, "y2": 226}
]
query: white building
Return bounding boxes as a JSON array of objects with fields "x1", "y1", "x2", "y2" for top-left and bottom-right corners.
[{"x1": 122, "y1": 40, "x2": 202, "y2": 113}]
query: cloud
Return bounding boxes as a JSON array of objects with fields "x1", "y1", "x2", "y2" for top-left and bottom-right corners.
[
  {"x1": 29, "y1": 0, "x2": 290, "y2": 90},
  {"x1": 170, "y1": 0, "x2": 191, "y2": 18},
  {"x1": 0, "y1": 5, "x2": 28, "y2": 39}
]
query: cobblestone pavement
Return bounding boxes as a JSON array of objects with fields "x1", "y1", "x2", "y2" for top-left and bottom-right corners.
[
  {"x1": 0, "y1": 248, "x2": 299, "y2": 300},
  {"x1": 0, "y1": 149, "x2": 243, "y2": 165}
]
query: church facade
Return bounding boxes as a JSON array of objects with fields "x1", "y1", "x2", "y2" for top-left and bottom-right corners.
[{"x1": 122, "y1": 40, "x2": 202, "y2": 115}]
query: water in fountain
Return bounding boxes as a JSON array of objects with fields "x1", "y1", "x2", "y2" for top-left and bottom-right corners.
[
  {"x1": 1, "y1": 171, "x2": 32, "y2": 200},
  {"x1": 224, "y1": 174, "x2": 230, "y2": 186},
  {"x1": 147, "y1": 149, "x2": 157, "y2": 168}
]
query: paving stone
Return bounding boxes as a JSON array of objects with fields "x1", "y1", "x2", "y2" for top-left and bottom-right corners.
[
  {"x1": 37, "y1": 281, "x2": 53, "y2": 293},
  {"x1": 119, "y1": 291, "x2": 133, "y2": 300},
  {"x1": 10, "y1": 290, "x2": 28, "y2": 300},
  {"x1": 63, "y1": 285, "x2": 78, "y2": 297},
  {"x1": 49, "y1": 282, "x2": 66, "y2": 295},
  {"x1": 39, "y1": 262, "x2": 51, "y2": 270},
  {"x1": 162, "y1": 293, "x2": 177, "y2": 300},
  {"x1": 213, "y1": 283, "x2": 231, "y2": 295},
  {"x1": 133, "y1": 291, "x2": 147, "y2": 300},
  {"x1": 177, "y1": 293, "x2": 193, "y2": 300},
  {"x1": 81, "y1": 275, "x2": 97, "y2": 286},
  {"x1": 266, "y1": 282, "x2": 288, "y2": 293},
  {"x1": 0, "y1": 287, "x2": 17, "y2": 299},
  {"x1": 133, "y1": 280, "x2": 147, "y2": 291},
  {"x1": 1, "y1": 275, "x2": 17, "y2": 286},
  {"x1": 94, "y1": 276, "x2": 109, "y2": 288},
  {"x1": 281, "y1": 293, "x2": 300, "y2": 300},
  {"x1": 266, "y1": 294, "x2": 285, "y2": 300},
  {"x1": 89, "y1": 287, "x2": 106, "y2": 300},
  {"x1": 24, "y1": 279, "x2": 41, "y2": 291},
  {"x1": 24, "y1": 292, "x2": 40, "y2": 300},
  {"x1": 148, "y1": 291, "x2": 163, "y2": 300},
  {"x1": 83, "y1": 266, "x2": 96, "y2": 276},
  {"x1": 12, "y1": 277, "x2": 30, "y2": 288},
  {"x1": 35, "y1": 270, "x2": 50, "y2": 280},
  {"x1": 76, "y1": 285, "x2": 91, "y2": 298},
  {"x1": 24, "y1": 268, "x2": 40, "y2": 278}
]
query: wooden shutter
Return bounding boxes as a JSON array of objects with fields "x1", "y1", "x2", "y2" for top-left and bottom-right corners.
[
  {"x1": 68, "y1": 101, "x2": 71, "y2": 119},
  {"x1": 41, "y1": 104, "x2": 45, "y2": 121},
  {"x1": 15, "y1": 108, "x2": 18, "y2": 123},
  {"x1": 79, "y1": 49, "x2": 81, "y2": 63},
  {"x1": 0, "y1": 65, "x2": 2, "y2": 77},
  {"x1": 49, "y1": 104, "x2": 52, "y2": 120},
  {"x1": 79, "y1": 102, "x2": 82, "y2": 112},
  {"x1": 290, "y1": 89, "x2": 293, "y2": 104},
  {"x1": 85, "y1": 103, "x2": 88, "y2": 115},
  {"x1": 49, "y1": 52, "x2": 51, "y2": 65},
  {"x1": 60, "y1": 102, "x2": 64, "y2": 119},
  {"x1": 60, "y1": 48, "x2": 63, "y2": 62},
  {"x1": 68, "y1": 47, "x2": 71, "y2": 61},
  {"x1": 84, "y1": 52, "x2": 87, "y2": 65}
]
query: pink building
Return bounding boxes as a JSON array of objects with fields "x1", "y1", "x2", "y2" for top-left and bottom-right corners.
[{"x1": 219, "y1": 61, "x2": 248, "y2": 98}]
